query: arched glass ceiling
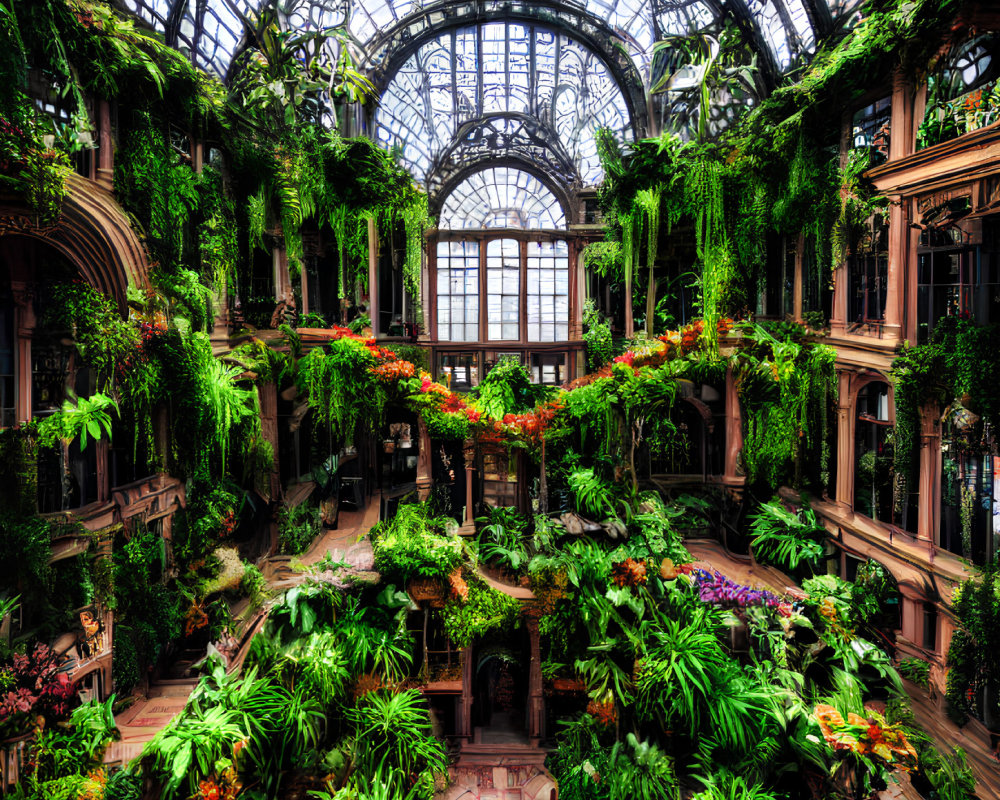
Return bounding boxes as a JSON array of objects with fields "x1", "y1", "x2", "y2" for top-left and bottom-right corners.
[
  {"x1": 375, "y1": 21, "x2": 632, "y2": 188},
  {"x1": 439, "y1": 168, "x2": 567, "y2": 230},
  {"x1": 122, "y1": 0, "x2": 864, "y2": 85}
]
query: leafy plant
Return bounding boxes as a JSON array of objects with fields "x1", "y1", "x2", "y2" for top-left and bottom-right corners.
[
  {"x1": 748, "y1": 499, "x2": 826, "y2": 575},
  {"x1": 583, "y1": 299, "x2": 616, "y2": 372},
  {"x1": 278, "y1": 502, "x2": 321, "y2": 555},
  {"x1": 370, "y1": 503, "x2": 463, "y2": 583},
  {"x1": 440, "y1": 575, "x2": 521, "y2": 649},
  {"x1": 896, "y1": 658, "x2": 930, "y2": 689},
  {"x1": 345, "y1": 689, "x2": 447, "y2": 797}
]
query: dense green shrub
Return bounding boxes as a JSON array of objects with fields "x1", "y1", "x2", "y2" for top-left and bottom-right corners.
[
  {"x1": 370, "y1": 503, "x2": 463, "y2": 583},
  {"x1": 277, "y1": 502, "x2": 321, "y2": 555},
  {"x1": 583, "y1": 299, "x2": 616, "y2": 372}
]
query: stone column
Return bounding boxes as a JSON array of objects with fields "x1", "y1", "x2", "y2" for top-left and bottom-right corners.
[{"x1": 917, "y1": 401, "x2": 941, "y2": 543}]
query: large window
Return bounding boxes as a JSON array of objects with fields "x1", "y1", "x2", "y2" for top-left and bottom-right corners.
[
  {"x1": 851, "y1": 96, "x2": 891, "y2": 165},
  {"x1": 848, "y1": 217, "x2": 889, "y2": 327},
  {"x1": 527, "y1": 240, "x2": 569, "y2": 342},
  {"x1": 916, "y1": 214, "x2": 1000, "y2": 342},
  {"x1": 375, "y1": 21, "x2": 632, "y2": 187},
  {"x1": 436, "y1": 236, "x2": 570, "y2": 345},
  {"x1": 487, "y1": 239, "x2": 520, "y2": 341},
  {"x1": 436, "y1": 240, "x2": 480, "y2": 342}
]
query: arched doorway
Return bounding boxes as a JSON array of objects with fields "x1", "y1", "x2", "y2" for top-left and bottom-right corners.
[{"x1": 473, "y1": 627, "x2": 531, "y2": 744}]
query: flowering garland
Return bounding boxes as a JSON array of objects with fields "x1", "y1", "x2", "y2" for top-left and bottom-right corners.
[{"x1": 812, "y1": 704, "x2": 918, "y2": 771}]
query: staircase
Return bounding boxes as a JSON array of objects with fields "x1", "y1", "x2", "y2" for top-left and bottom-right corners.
[{"x1": 445, "y1": 742, "x2": 557, "y2": 800}]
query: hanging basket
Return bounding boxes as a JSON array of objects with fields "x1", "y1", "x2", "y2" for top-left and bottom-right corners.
[{"x1": 407, "y1": 577, "x2": 446, "y2": 602}]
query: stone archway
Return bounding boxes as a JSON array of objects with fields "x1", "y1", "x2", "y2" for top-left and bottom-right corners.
[{"x1": 0, "y1": 172, "x2": 151, "y2": 312}]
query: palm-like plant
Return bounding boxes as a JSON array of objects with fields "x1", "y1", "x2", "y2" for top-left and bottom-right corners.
[
  {"x1": 749, "y1": 499, "x2": 826, "y2": 575},
  {"x1": 142, "y1": 705, "x2": 245, "y2": 800},
  {"x1": 346, "y1": 689, "x2": 447, "y2": 793},
  {"x1": 634, "y1": 616, "x2": 730, "y2": 732},
  {"x1": 225, "y1": 0, "x2": 376, "y2": 131}
]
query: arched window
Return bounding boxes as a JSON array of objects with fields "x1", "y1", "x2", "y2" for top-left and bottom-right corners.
[
  {"x1": 919, "y1": 33, "x2": 1000, "y2": 149},
  {"x1": 439, "y1": 168, "x2": 566, "y2": 231}
]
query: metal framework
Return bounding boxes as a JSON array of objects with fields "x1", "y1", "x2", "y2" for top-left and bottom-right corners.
[
  {"x1": 439, "y1": 167, "x2": 568, "y2": 230},
  {"x1": 373, "y1": 20, "x2": 633, "y2": 190},
  {"x1": 115, "y1": 0, "x2": 867, "y2": 224},
  {"x1": 117, "y1": 0, "x2": 862, "y2": 91}
]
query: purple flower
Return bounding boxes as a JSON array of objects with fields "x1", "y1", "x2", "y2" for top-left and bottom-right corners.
[{"x1": 694, "y1": 570, "x2": 782, "y2": 611}]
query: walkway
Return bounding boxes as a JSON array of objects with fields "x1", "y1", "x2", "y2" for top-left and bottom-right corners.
[
  {"x1": 685, "y1": 538, "x2": 795, "y2": 595},
  {"x1": 105, "y1": 493, "x2": 382, "y2": 766}
]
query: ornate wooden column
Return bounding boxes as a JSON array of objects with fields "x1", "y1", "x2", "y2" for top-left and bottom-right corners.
[
  {"x1": 259, "y1": 383, "x2": 281, "y2": 505},
  {"x1": 458, "y1": 645, "x2": 474, "y2": 743},
  {"x1": 416, "y1": 418, "x2": 433, "y2": 500},
  {"x1": 916, "y1": 401, "x2": 941, "y2": 543},
  {"x1": 460, "y1": 439, "x2": 476, "y2": 534},
  {"x1": 526, "y1": 612, "x2": 544, "y2": 745},
  {"x1": 883, "y1": 197, "x2": 906, "y2": 342},
  {"x1": 96, "y1": 99, "x2": 114, "y2": 191},
  {"x1": 723, "y1": 366, "x2": 743, "y2": 482},
  {"x1": 834, "y1": 369, "x2": 855, "y2": 510},
  {"x1": 11, "y1": 282, "x2": 34, "y2": 424}
]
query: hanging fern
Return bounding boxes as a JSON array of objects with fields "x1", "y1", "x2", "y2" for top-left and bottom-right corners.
[{"x1": 400, "y1": 194, "x2": 429, "y2": 313}]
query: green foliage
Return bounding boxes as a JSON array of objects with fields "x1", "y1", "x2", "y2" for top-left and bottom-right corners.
[
  {"x1": 112, "y1": 629, "x2": 140, "y2": 696},
  {"x1": 440, "y1": 574, "x2": 521, "y2": 649},
  {"x1": 748, "y1": 499, "x2": 825, "y2": 576},
  {"x1": 946, "y1": 562, "x2": 1000, "y2": 724},
  {"x1": 34, "y1": 391, "x2": 118, "y2": 451},
  {"x1": 583, "y1": 299, "x2": 616, "y2": 372},
  {"x1": 278, "y1": 502, "x2": 321, "y2": 555},
  {"x1": 735, "y1": 322, "x2": 836, "y2": 491},
  {"x1": 0, "y1": 428, "x2": 37, "y2": 516},
  {"x1": 112, "y1": 521, "x2": 182, "y2": 675},
  {"x1": 891, "y1": 318, "x2": 1000, "y2": 505},
  {"x1": 896, "y1": 658, "x2": 930, "y2": 690},
  {"x1": 569, "y1": 468, "x2": 626, "y2": 521},
  {"x1": 0, "y1": 512, "x2": 68, "y2": 602},
  {"x1": 240, "y1": 561, "x2": 270, "y2": 608},
  {"x1": 115, "y1": 109, "x2": 201, "y2": 278},
  {"x1": 26, "y1": 698, "x2": 119, "y2": 784},
  {"x1": 476, "y1": 356, "x2": 541, "y2": 420},
  {"x1": 346, "y1": 689, "x2": 447, "y2": 797},
  {"x1": 476, "y1": 506, "x2": 530, "y2": 571},
  {"x1": 142, "y1": 703, "x2": 244, "y2": 800},
  {"x1": 369, "y1": 503, "x2": 463, "y2": 583},
  {"x1": 298, "y1": 337, "x2": 384, "y2": 447}
]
